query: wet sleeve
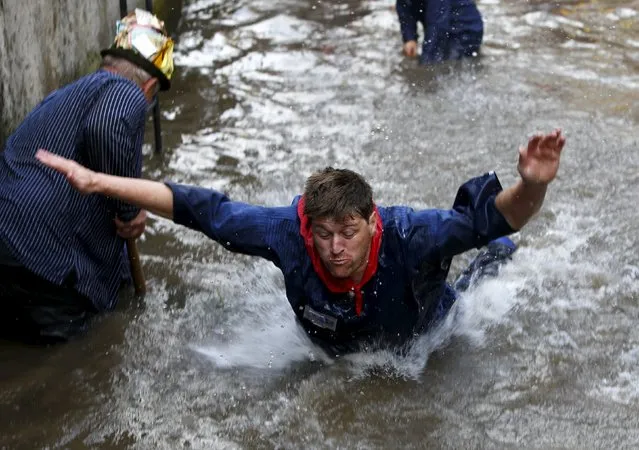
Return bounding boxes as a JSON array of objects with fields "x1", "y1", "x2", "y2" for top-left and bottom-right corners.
[
  {"x1": 396, "y1": 0, "x2": 418, "y2": 42},
  {"x1": 167, "y1": 183, "x2": 280, "y2": 262},
  {"x1": 83, "y1": 81, "x2": 147, "y2": 222},
  {"x1": 405, "y1": 172, "x2": 515, "y2": 270},
  {"x1": 421, "y1": 0, "x2": 451, "y2": 63}
]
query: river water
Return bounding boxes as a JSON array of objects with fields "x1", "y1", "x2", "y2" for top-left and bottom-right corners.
[{"x1": 2, "y1": 0, "x2": 639, "y2": 448}]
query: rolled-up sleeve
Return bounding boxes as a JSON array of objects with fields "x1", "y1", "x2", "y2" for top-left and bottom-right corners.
[
  {"x1": 404, "y1": 172, "x2": 515, "y2": 270},
  {"x1": 396, "y1": 0, "x2": 418, "y2": 42},
  {"x1": 167, "y1": 182, "x2": 281, "y2": 262}
]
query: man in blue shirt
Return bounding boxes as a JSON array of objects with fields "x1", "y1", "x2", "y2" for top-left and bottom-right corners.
[
  {"x1": 0, "y1": 10, "x2": 174, "y2": 343},
  {"x1": 396, "y1": 0, "x2": 483, "y2": 64},
  {"x1": 37, "y1": 129, "x2": 565, "y2": 354}
]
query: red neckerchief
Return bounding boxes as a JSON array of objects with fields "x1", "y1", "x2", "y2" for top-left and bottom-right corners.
[{"x1": 297, "y1": 196, "x2": 383, "y2": 316}]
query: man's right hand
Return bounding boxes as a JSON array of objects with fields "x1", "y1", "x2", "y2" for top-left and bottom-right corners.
[
  {"x1": 403, "y1": 40, "x2": 418, "y2": 57},
  {"x1": 115, "y1": 210, "x2": 147, "y2": 239},
  {"x1": 495, "y1": 129, "x2": 566, "y2": 231}
]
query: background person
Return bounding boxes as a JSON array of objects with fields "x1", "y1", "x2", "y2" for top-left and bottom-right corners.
[{"x1": 396, "y1": 0, "x2": 484, "y2": 64}]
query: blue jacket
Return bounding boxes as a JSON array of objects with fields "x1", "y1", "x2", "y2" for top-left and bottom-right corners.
[
  {"x1": 396, "y1": 0, "x2": 483, "y2": 63},
  {"x1": 0, "y1": 70, "x2": 147, "y2": 310},
  {"x1": 168, "y1": 172, "x2": 513, "y2": 353}
]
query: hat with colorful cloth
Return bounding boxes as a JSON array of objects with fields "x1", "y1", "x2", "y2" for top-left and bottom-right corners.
[{"x1": 101, "y1": 8, "x2": 174, "y2": 91}]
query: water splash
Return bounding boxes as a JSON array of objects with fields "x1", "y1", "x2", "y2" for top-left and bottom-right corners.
[{"x1": 193, "y1": 293, "x2": 332, "y2": 370}]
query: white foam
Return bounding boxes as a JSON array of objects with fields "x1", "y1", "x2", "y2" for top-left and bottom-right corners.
[
  {"x1": 217, "y1": 6, "x2": 261, "y2": 27},
  {"x1": 174, "y1": 32, "x2": 242, "y2": 67},
  {"x1": 591, "y1": 346, "x2": 639, "y2": 405},
  {"x1": 241, "y1": 15, "x2": 316, "y2": 45},
  {"x1": 218, "y1": 51, "x2": 319, "y2": 76},
  {"x1": 193, "y1": 307, "x2": 329, "y2": 370},
  {"x1": 183, "y1": 0, "x2": 225, "y2": 15}
]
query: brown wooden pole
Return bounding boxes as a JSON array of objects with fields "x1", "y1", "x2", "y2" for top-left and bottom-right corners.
[{"x1": 126, "y1": 238, "x2": 146, "y2": 296}]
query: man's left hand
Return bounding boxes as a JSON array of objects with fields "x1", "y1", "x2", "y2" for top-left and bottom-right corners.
[{"x1": 517, "y1": 128, "x2": 565, "y2": 186}]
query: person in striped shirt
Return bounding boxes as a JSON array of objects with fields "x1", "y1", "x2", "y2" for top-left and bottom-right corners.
[{"x1": 0, "y1": 10, "x2": 174, "y2": 344}]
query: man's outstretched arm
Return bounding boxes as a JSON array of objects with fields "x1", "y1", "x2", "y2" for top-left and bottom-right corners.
[
  {"x1": 36, "y1": 150, "x2": 174, "y2": 220},
  {"x1": 495, "y1": 129, "x2": 566, "y2": 230},
  {"x1": 36, "y1": 149, "x2": 280, "y2": 262}
]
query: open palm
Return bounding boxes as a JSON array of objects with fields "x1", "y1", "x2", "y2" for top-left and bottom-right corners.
[
  {"x1": 36, "y1": 149, "x2": 98, "y2": 195},
  {"x1": 517, "y1": 129, "x2": 565, "y2": 185}
]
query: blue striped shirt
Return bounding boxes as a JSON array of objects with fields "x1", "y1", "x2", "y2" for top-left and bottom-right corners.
[{"x1": 0, "y1": 70, "x2": 147, "y2": 310}]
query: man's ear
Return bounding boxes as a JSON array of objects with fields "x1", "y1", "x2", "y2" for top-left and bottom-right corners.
[
  {"x1": 368, "y1": 210, "x2": 377, "y2": 234},
  {"x1": 142, "y1": 78, "x2": 159, "y2": 101}
]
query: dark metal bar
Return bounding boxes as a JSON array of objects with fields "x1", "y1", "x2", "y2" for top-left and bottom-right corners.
[
  {"x1": 119, "y1": 0, "x2": 127, "y2": 17},
  {"x1": 152, "y1": 97, "x2": 163, "y2": 154}
]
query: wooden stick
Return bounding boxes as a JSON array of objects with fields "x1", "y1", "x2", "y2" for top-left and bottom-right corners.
[{"x1": 126, "y1": 238, "x2": 146, "y2": 296}]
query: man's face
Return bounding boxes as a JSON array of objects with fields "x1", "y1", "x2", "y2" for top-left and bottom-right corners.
[{"x1": 311, "y1": 212, "x2": 377, "y2": 281}]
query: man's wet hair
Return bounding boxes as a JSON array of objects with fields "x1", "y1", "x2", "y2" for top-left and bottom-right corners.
[{"x1": 303, "y1": 167, "x2": 374, "y2": 222}]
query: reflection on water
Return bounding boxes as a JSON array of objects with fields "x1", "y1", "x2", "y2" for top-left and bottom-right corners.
[{"x1": 1, "y1": 0, "x2": 639, "y2": 448}]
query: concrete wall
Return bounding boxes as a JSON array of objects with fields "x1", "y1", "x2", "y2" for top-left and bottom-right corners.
[
  {"x1": 0, "y1": 0, "x2": 126, "y2": 144},
  {"x1": 0, "y1": 0, "x2": 182, "y2": 146}
]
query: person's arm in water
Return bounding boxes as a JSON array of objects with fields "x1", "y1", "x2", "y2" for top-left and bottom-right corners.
[
  {"x1": 396, "y1": 0, "x2": 418, "y2": 57},
  {"x1": 495, "y1": 128, "x2": 566, "y2": 230}
]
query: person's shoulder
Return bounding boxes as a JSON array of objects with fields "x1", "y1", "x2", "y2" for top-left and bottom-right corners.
[
  {"x1": 263, "y1": 202, "x2": 304, "y2": 250},
  {"x1": 379, "y1": 205, "x2": 414, "y2": 223},
  {"x1": 379, "y1": 204, "x2": 439, "y2": 234},
  {"x1": 263, "y1": 202, "x2": 300, "y2": 223},
  {"x1": 256, "y1": 195, "x2": 301, "y2": 219},
  {"x1": 93, "y1": 70, "x2": 147, "y2": 114},
  {"x1": 260, "y1": 198, "x2": 303, "y2": 234}
]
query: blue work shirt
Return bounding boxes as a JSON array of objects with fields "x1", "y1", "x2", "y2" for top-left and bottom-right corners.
[
  {"x1": 168, "y1": 172, "x2": 514, "y2": 353},
  {"x1": 0, "y1": 70, "x2": 147, "y2": 310},
  {"x1": 396, "y1": 0, "x2": 483, "y2": 63}
]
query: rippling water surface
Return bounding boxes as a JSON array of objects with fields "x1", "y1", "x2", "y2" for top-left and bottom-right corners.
[{"x1": 1, "y1": 0, "x2": 639, "y2": 448}]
